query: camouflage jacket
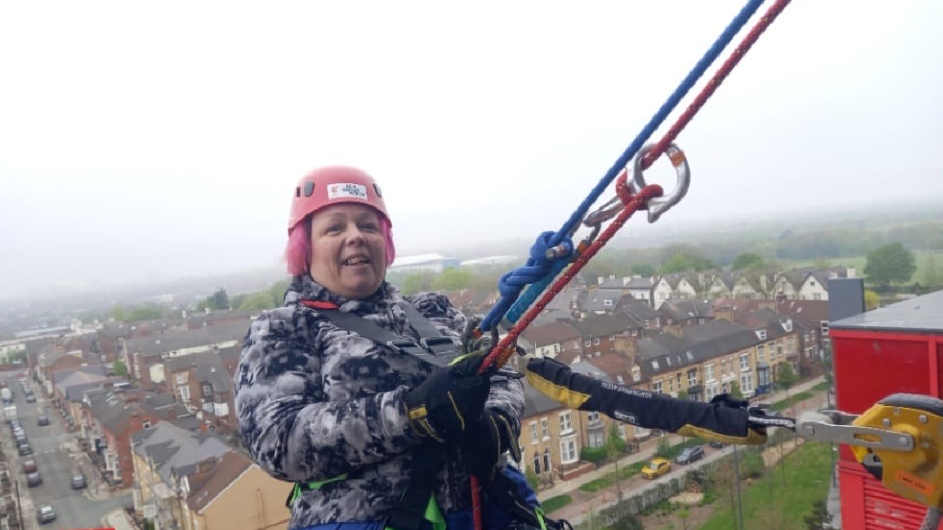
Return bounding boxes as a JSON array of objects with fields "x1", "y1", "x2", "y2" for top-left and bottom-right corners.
[{"x1": 235, "y1": 275, "x2": 525, "y2": 529}]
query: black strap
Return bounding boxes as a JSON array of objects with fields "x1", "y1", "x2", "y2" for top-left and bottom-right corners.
[
  {"x1": 386, "y1": 442, "x2": 445, "y2": 530},
  {"x1": 485, "y1": 472, "x2": 569, "y2": 530},
  {"x1": 315, "y1": 302, "x2": 463, "y2": 368}
]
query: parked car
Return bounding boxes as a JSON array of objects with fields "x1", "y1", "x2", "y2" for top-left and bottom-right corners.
[
  {"x1": 36, "y1": 504, "x2": 56, "y2": 524},
  {"x1": 25, "y1": 393, "x2": 36, "y2": 403},
  {"x1": 17, "y1": 442, "x2": 31, "y2": 456},
  {"x1": 709, "y1": 440, "x2": 727, "y2": 449},
  {"x1": 36, "y1": 414, "x2": 50, "y2": 426},
  {"x1": 22, "y1": 459, "x2": 37, "y2": 473},
  {"x1": 71, "y1": 473, "x2": 87, "y2": 490},
  {"x1": 26, "y1": 472, "x2": 42, "y2": 487},
  {"x1": 675, "y1": 446, "x2": 706, "y2": 465},
  {"x1": 641, "y1": 457, "x2": 671, "y2": 479}
]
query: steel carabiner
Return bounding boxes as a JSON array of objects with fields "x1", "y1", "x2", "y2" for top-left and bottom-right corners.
[{"x1": 630, "y1": 142, "x2": 691, "y2": 223}]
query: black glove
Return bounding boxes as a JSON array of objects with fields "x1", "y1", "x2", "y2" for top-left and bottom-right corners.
[
  {"x1": 461, "y1": 410, "x2": 522, "y2": 481},
  {"x1": 404, "y1": 355, "x2": 490, "y2": 443},
  {"x1": 526, "y1": 358, "x2": 768, "y2": 445}
]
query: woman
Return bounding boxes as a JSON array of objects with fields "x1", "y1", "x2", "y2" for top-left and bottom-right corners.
[{"x1": 235, "y1": 166, "x2": 534, "y2": 530}]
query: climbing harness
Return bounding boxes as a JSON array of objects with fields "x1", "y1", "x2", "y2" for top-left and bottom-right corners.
[
  {"x1": 294, "y1": 299, "x2": 569, "y2": 530},
  {"x1": 466, "y1": 1, "x2": 795, "y2": 528}
]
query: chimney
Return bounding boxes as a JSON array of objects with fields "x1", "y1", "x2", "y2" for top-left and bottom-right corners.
[{"x1": 713, "y1": 308, "x2": 735, "y2": 322}]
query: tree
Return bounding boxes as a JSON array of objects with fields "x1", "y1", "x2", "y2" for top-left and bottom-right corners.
[
  {"x1": 606, "y1": 422, "x2": 627, "y2": 504},
  {"x1": 661, "y1": 254, "x2": 695, "y2": 274},
  {"x1": 655, "y1": 436, "x2": 671, "y2": 457},
  {"x1": 238, "y1": 291, "x2": 278, "y2": 311},
  {"x1": 127, "y1": 306, "x2": 163, "y2": 321},
  {"x1": 112, "y1": 360, "x2": 128, "y2": 377},
  {"x1": 631, "y1": 263, "x2": 656, "y2": 277},
  {"x1": 803, "y1": 500, "x2": 832, "y2": 530},
  {"x1": 431, "y1": 267, "x2": 474, "y2": 291},
  {"x1": 731, "y1": 253, "x2": 764, "y2": 270},
  {"x1": 776, "y1": 363, "x2": 798, "y2": 397},
  {"x1": 864, "y1": 242, "x2": 916, "y2": 287},
  {"x1": 864, "y1": 289, "x2": 880, "y2": 311},
  {"x1": 677, "y1": 389, "x2": 689, "y2": 400},
  {"x1": 401, "y1": 272, "x2": 435, "y2": 295},
  {"x1": 922, "y1": 253, "x2": 941, "y2": 288},
  {"x1": 729, "y1": 381, "x2": 744, "y2": 400},
  {"x1": 110, "y1": 305, "x2": 127, "y2": 322},
  {"x1": 211, "y1": 288, "x2": 230, "y2": 310},
  {"x1": 677, "y1": 508, "x2": 691, "y2": 530}
]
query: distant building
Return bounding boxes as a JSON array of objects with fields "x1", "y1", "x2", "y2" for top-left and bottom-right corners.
[
  {"x1": 389, "y1": 253, "x2": 460, "y2": 273},
  {"x1": 459, "y1": 256, "x2": 520, "y2": 267}
]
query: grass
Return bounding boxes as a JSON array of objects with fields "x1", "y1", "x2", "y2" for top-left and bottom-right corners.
[
  {"x1": 578, "y1": 438, "x2": 706, "y2": 493},
  {"x1": 811, "y1": 381, "x2": 829, "y2": 391},
  {"x1": 541, "y1": 494, "x2": 573, "y2": 513},
  {"x1": 770, "y1": 391, "x2": 813, "y2": 412},
  {"x1": 699, "y1": 441, "x2": 832, "y2": 530}
]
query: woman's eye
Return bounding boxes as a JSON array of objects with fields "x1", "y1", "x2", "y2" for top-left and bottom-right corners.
[
  {"x1": 326, "y1": 225, "x2": 343, "y2": 233},
  {"x1": 360, "y1": 223, "x2": 379, "y2": 232}
]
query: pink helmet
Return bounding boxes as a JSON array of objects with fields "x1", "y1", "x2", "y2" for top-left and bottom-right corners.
[{"x1": 288, "y1": 165, "x2": 390, "y2": 234}]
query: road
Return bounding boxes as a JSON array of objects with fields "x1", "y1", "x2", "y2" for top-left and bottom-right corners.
[{"x1": 2, "y1": 370, "x2": 130, "y2": 530}]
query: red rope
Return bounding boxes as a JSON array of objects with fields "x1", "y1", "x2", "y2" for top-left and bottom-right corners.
[
  {"x1": 479, "y1": 0, "x2": 792, "y2": 373},
  {"x1": 642, "y1": 0, "x2": 793, "y2": 169}
]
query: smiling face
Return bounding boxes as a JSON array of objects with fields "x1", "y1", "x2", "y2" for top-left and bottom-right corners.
[{"x1": 308, "y1": 203, "x2": 388, "y2": 299}]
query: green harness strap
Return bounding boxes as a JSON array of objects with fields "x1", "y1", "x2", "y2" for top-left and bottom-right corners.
[{"x1": 289, "y1": 476, "x2": 445, "y2": 530}]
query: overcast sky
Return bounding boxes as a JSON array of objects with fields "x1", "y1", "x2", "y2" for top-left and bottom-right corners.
[{"x1": 1, "y1": 1, "x2": 941, "y2": 301}]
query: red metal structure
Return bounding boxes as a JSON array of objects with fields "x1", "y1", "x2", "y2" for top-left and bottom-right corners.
[{"x1": 830, "y1": 289, "x2": 943, "y2": 530}]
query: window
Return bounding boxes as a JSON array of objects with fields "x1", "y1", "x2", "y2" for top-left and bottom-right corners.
[
  {"x1": 687, "y1": 370, "x2": 697, "y2": 387},
  {"x1": 593, "y1": 338, "x2": 600, "y2": 346},
  {"x1": 654, "y1": 318, "x2": 661, "y2": 327},
  {"x1": 632, "y1": 367, "x2": 641, "y2": 382},
  {"x1": 758, "y1": 345, "x2": 766, "y2": 363},
  {"x1": 653, "y1": 380, "x2": 663, "y2": 394},
  {"x1": 584, "y1": 340, "x2": 591, "y2": 347},
  {"x1": 740, "y1": 354, "x2": 750, "y2": 371},
  {"x1": 554, "y1": 344, "x2": 560, "y2": 353},
  {"x1": 175, "y1": 373, "x2": 186, "y2": 385},
  {"x1": 587, "y1": 411, "x2": 599, "y2": 422},
  {"x1": 559, "y1": 412, "x2": 573, "y2": 434},
  {"x1": 668, "y1": 378, "x2": 674, "y2": 392},
  {"x1": 756, "y1": 329, "x2": 767, "y2": 340},
  {"x1": 651, "y1": 360, "x2": 660, "y2": 371},
  {"x1": 143, "y1": 420, "x2": 152, "y2": 429},
  {"x1": 705, "y1": 364, "x2": 715, "y2": 382},
  {"x1": 543, "y1": 450, "x2": 552, "y2": 472},
  {"x1": 706, "y1": 383, "x2": 719, "y2": 401},
  {"x1": 720, "y1": 359, "x2": 726, "y2": 376},
  {"x1": 588, "y1": 428, "x2": 605, "y2": 448},
  {"x1": 609, "y1": 335, "x2": 615, "y2": 341},
  {"x1": 529, "y1": 422, "x2": 538, "y2": 444},
  {"x1": 532, "y1": 453, "x2": 541, "y2": 474},
  {"x1": 604, "y1": 299, "x2": 614, "y2": 307},
  {"x1": 768, "y1": 342, "x2": 776, "y2": 358},
  {"x1": 813, "y1": 293, "x2": 822, "y2": 301},
  {"x1": 179, "y1": 386, "x2": 190, "y2": 403},
  {"x1": 540, "y1": 418, "x2": 549, "y2": 440},
  {"x1": 741, "y1": 373, "x2": 754, "y2": 394},
  {"x1": 777, "y1": 345, "x2": 783, "y2": 357},
  {"x1": 821, "y1": 321, "x2": 829, "y2": 335},
  {"x1": 561, "y1": 440, "x2": 577, "y2": 464},
  {"x1": 616, "y1": 375, "x2": 625, "y2": 384}
]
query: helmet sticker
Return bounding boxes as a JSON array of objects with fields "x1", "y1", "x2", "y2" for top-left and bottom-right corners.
[{"x1": 327, "y1": 183, "x2": 368, "y2": 200}]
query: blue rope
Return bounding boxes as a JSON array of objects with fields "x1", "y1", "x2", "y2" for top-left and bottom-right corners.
[{"x1": 479, "y1": 0, "x2": 767, "y2": 332}]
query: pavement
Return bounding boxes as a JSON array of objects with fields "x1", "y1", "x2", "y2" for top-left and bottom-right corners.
[
  {"x1": 539, "y1": 376, "x2": 830, "y2": 525},
  {"x1": 102, "y1": 509, "x2": 137, "y2": 530}
]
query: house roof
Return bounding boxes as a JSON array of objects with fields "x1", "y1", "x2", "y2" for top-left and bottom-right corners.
[
  {"x1": 125, "y1": 321, "x2": 249, "y2": 357},
  {"x1": 569, "y1": 313, "x2": 635, "y2": 338},
  {"x1": 625, "y1": 276, "x2": 655, "y2": 290},
  {"x1": 132, "y1": 421, "x2": 230, "y2": 484},
  {"x1": 636, "y1": 320, "x2": 759, "y2": 378},
  {"x1": 619, "y1": 300, "x2": 661, "y2": 321},
  {"x1": 521, "y1": 321, "x2": 582, "y2": 348},
  {"x1": 186, "y1": 450, "x2": 254, "y2": 513},
  {"x1": 88, "y1": 392, "x2": 150, "y2": 436},
  {"x1": 775, "y1": 299, "x2": 829, "y2": 329},
  {"x1": 831, "y1": 289, "x2": 943, "y2": 334},
  {"x1": 580, "y1": 290, "x2": 626, "y2": 313},
  {"x1": 54, "y1": 365, "x2": 109, "y2": 388},
  {"x1": 585, "y1": 353, "x2": 634, "y2": 382},
  {"x1": 658, "y1": 299, "x2": 714, "y2": 322}
]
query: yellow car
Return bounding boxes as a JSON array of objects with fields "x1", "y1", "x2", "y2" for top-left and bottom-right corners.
[{"x1": 641, "y1": 458, "x2": 671, "y2": 480}]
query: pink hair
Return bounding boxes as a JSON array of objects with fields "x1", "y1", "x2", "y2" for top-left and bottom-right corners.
[{"x1": 284, "y1": 215, "x2": 396, "y2": 277}]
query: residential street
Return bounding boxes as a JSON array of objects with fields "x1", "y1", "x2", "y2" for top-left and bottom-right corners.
[
  {"x1": 1, "y1": 370, "x2": 130, "y2": 530},
  {"x1": 540, "y1": 377, "x2": 829, "y2": 526}
]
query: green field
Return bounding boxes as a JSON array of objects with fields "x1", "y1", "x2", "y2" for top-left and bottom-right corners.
[
  {"x1": 778, "y1": 250, "x2": 943, "y2": 285},
  {"x1": 699, "y1": 442, "x2": 832, "y2": 530}
]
